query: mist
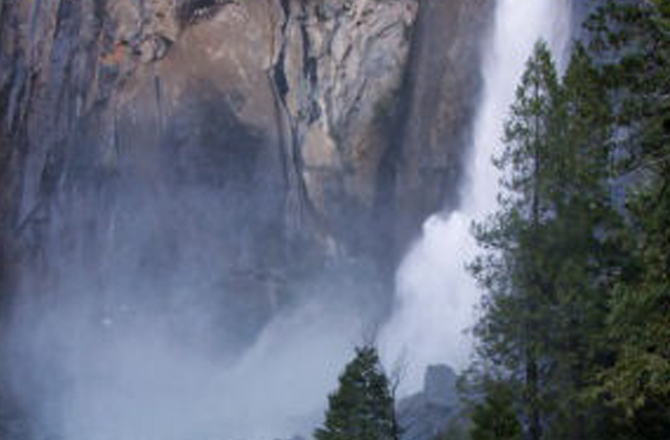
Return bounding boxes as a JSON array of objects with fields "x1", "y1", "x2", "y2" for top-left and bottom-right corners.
[
  {"x1": 6, "y1": 263, "x2": 376, "y2": 440},
  {"x1": 4, "y1": 172, "x2": 386, "y2": 440}
]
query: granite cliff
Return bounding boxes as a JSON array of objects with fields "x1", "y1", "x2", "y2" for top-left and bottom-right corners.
[
  {"x1": 0, "y1": 0, "x2": 490, "y2": 329},
  {"x1": 0, "y1": 0, "x2": 492, "y2": 437}
]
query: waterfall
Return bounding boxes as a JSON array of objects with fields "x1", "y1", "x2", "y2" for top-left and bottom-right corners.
[{"x1": 379, "y1": 0, "x2": 573, "y2": 394}]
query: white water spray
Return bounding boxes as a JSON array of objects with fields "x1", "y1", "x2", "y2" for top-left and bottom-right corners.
[{"x1": 379, "y1": 0, "x2": 573, "y2": 394}]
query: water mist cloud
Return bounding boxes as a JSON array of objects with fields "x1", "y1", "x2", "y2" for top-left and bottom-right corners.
[
  {"x1": 5, "y1": 175, "x2": 379, "y2": 440},
  {"x1": 6, "y1": 281, "x2": 368, "y2": 440}
]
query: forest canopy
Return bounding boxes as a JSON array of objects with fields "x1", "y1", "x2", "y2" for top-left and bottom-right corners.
[{"x1": 466, "y1": 1, "x2": 670, "y2": 439}]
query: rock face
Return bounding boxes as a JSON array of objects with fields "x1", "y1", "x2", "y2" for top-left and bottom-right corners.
[
  {"x1": 277, "y1": 0, "x2": 419, "y2": 258},
  {"x1": 424, "y1": 364, "x2": 459, "y2": 408},
  {"x1": 393, "y1": 0, "x2": 490, "y2": 251},
  {"x1": 0, "y1": 0, "x2": 491, "y2": 436},
  {"x1": 0, "y1": 0, "x2": 491, "y2": 321}
]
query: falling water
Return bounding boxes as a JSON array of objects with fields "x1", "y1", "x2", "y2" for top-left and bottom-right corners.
[{"x1": 379, "y1": 0, "x2": 573, "y2": 394}]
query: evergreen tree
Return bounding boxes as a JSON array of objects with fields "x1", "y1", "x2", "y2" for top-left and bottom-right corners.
[
  {"x1": 314, "y1": 346, "x2": 400, "y2": 440},
  {"x1": 586, "y1": 0, "x2": 670, "y2": 430},
  {"x1": 470, "y1": 40, "x2": 625, "y2": 440},
  {"x1": 470, "y1": 380, "x2": 522, "y2": 440},
  {"x1": 586, "y1": 0, "x2": 670, "y2": 171},
  {"x1": 470, "y1": 40, "x2": 560, "y2": 440},
  {"x1": 540, "y1": 43, "x2": 622, "y2": 440},
  {"x1": 468, "y1": 2, "x2": 670, "y2": 439}
]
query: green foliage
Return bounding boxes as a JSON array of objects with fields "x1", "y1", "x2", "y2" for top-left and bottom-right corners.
[
  {"x1": 470, "y1": 41, "x2": 567, "y2": 440},
  {"x1": 584, "y1": 0, "x2": 670, "y2": 427},
  {"x1": 437, "y1": 419, "x2": 470, "y2": 440},
  {"x1": 468, "y1": 1, "x2": 670, "y2": 438},
  {"x1": 469, "y1": 36, "x2": 627, "y2": 440},
  {"x1": 595, "y1": 166, "x2": 670, "y2": 422},
  {"x1": 470, "y1": 38, "x2": 560, "y2": 369},
  {"x1": 314, "y1": 346, "x2": 400, "y2": 440},
  {"x1": 470, "y1": 380, "x2": 522, "y2": 440},
  {"x1": 586, "y1": 0, "x2": 670, "y2": 174}
]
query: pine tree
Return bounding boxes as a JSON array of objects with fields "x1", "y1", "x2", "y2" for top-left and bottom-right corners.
[
  {"x1": 314, "y1": 346, "x2": 400, "y2": 440},
  {"x1": 540, "y1": 42, "x2": 623, "y2": 440},
  {"x1": 470, "y1": 40, "x2": 560, "y2": 440},
  {"x1": 470, "y1": 380, "x2": 522, "y2": 440},
  {"x1": 469, "y1": 3, "x2": 670, "y2": 438},
  {"x1": 470, "y1": 39, "x2": 626, "y2": 440},
  {"x1": 586, "y1": 0, "x2": 670, "y2": 429},
  {"x1": 586, "y1": 0, "x2": 670, "y2": 171}
]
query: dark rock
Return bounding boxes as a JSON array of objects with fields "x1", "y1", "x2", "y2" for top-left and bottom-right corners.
[
  {"x1": 397, "y1": 364, "x2": 459, "y2": 440},
  {"x1": 392, "y1": 0, "x2": 493, "y2": 258},
  {"x1": 424, "y1": 364, "x2": 458, "y2": 408}
]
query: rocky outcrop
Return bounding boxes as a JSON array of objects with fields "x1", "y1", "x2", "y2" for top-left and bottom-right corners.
[
  {"x1": 397, "y1": 364, "x2": 460, "y2": 440},
  {"x1": 275, "y1": 0, "x2": 418, "y2": 258}
]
